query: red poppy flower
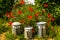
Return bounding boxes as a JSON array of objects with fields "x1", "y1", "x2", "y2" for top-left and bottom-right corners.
[
  {"x1": 47, "y1": 14, "x2": 52, "y2": 18},
  {"x1": 29, "y1": 7, "x2": 33, "y2": 12},
  {"x1": 5, "y1": 12, "x2": 9, "y2": 16},
  {"x1": 47, "y1": 20, "x2": 51, "y2": 22},
  {"x1": 5, "y1": 12, "x2": 13, "y2": 18},
  {"x1": 20, "y1": 0, "x2": 25, "y2": 5},
  {"x1": 18, "y1": 11, "x2": 22, "y2": 14},
  {"x1": 44, "y1": 3, "x2": 48, "y2": 8},
  {"x1": 28, "y1": 15, "x2": 32, "y2": 20},
  {"x1": 51, "y1": 18, "x2": 55, "y2": 21},
  {"x1": 5, "y1": 13, "x2": 11, "y2": 18},
  {"x1": 34, "y1": 12, "x2": 39, "y2": 17},
  {"x1": 7, "y1": 15, "x2": 11, "y2": 18},
  {"x1": 32, "y1": 28, "x2": 35, "y2": 33},
  {"x1": 9, "y1": 12, "x2": 13, "y2": 16},
  {"x1": 8, "y1": 22, "x2": 13, "y2": 26}
]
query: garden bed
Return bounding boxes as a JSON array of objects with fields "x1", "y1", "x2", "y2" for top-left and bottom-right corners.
[{"x1": 0, "y1": 0, "x2": 60, "y2": 40}]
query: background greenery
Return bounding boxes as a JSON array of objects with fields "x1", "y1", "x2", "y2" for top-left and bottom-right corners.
[{"x1": 0, "y1": 0, "x2": 14, "y2": 18}]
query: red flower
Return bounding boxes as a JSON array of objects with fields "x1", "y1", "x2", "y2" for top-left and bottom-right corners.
[
  {"x1": 9, "y1": 12, "x2": 13, "y2": 16},
  {"x1": 32, "y1": 28, "x2": 35, "y2": 33},
  {"x1": 29, "y1": 7, "x2": 33, "y2": 12},
  {"x1": 28, "y1": 15, "x2": 32, "y2": 20},
  {"x1": 5, "y1": 12, "x2": 11, "y2": 18},
  {"x1": 20, "y1": 0, "x2": 25, "y2": 4},
  {"x1": 8, "y1": 22, "x2": 13, "y2": 26},
  {"x1": 44, "y1": 3, "x2": 48, "y2": 8},
  {"x1": 5, "y1": 12, "x2": 9, "y2": 16},
  {"x1": 34, "y1": 12, "x2": 39, "y2": 17},
  {"x1": 51, "y1": 18, "x2": 55, "y2": 21},
  {"x1": 5, "y1": 12, "x2": 13, "y2": 18},
  {"x1": 47, "y1": 20, "x2": 51, "y2": 22},
  {"x1": 7, "y1": 15, "x2": 11, "y2": 18},
  {"x1": 18, "y1": 11, "x2": 22, "y2": 14},
  {"x1": 47, "y1": 14, "x2": 52, "y2": 18}
]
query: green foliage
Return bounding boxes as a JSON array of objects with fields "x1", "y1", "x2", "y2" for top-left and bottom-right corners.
[
  {"x1": 0, "y1": 0, "x2": 14, "y2": 18},
  {"x1": 5, "y1": 32, "x2": 15, "y2": 40},
  {"x1": 0, "y1": 19, "x2": 9, "y2": 34},
  {"x1": 18, "y1": 34, "x2": 26, "y2": 40},
  {"x1": 0, "y1": 25, "x2": 8, "y2": 34},
  {"x1": 54, "y1": 27, "x2": 60, "y2": 40}
]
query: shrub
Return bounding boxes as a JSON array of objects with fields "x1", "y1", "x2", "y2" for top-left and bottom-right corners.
[{"x1": 0, "y1": 0, "x2": 14, "y2": 18}]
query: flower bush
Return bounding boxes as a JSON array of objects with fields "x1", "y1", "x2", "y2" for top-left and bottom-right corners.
[
  {"x1": 3, "y1": 0, "x2": 57, "y2": 26},
  {"x1": 0, "y1": 0, "x2": 60, "y2": 39}
]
